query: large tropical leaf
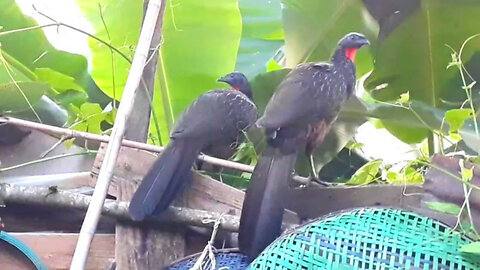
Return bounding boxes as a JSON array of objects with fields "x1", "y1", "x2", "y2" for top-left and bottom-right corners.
[
  {"x1": 365, "y1": 0, "x2": 480, "y2": 143},
  {"x1": 0, "y1": 0, "x2": 109, "y2": 123},
  {"x1": 0, "y1": 0, "x2": 88, "y2": 80},
  {"x1": 281, "y1": 0, "x2": 377, "y2": 75},
  {"x1": 76, "y1": 0, "x2": 142, "y2": 100},
  {"x1": 157, "y1": 0, "x2": 242, "y2": 123},
  {"x1": 235, "y1": 0, "x2": 284, "y2": 78},
  {"x1": 0, "y1": 82, "x2": 47, "y2": 113}
]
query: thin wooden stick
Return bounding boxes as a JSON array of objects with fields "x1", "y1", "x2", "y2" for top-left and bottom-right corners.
[
  {"x1": 70, "y1": 1, "x2": 163, "y2": 268},
  {"x1": 0, "y1": 116, "x2": 313, "y2": 185},
  {"x1": 0, "y1": 184, "x2": 239, "y2": 232}
]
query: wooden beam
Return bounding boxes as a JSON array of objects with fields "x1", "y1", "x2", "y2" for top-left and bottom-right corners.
[
  {"x1": 91, "y1": 145, "x2": 299, "y2": 222},
  {"x1": 286, "y1": 184, "x2": 423, "y2": 220},
  {"x1": 0, "y1": 233, "x2": 114, "y2": 270}
]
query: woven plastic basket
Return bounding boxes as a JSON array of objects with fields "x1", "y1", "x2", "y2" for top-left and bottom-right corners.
[
  {"x1": 167, "y1": 248, "x2": 249, "y2": 270},
  {"x1": 249, "y1": 208, "x2": 480, "y2": 270}
]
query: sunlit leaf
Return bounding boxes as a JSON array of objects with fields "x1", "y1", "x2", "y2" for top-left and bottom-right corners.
[
  {"x1": 459, "y1": 159, "x2": 474, "y2": 182},
  {"x1": 425, "y1": 202, "x2": 461, "y2": 215},
  {"x1": 346, "y1": 159, "x2": 382, "y2": 186},
  {"x1": 445, "y1": 108, "x2": 473, "y2": 132},
  {"x1": 77, "y1": 0, "x2": 142, "y2": 99},
  {"x1": 71, "y1": 102, "x2": 107, "y2": 134},
  {"x1": 35, "y1": 68, "x2": 84, "y2": 93},
  {"x1": 460, "y1": 242, "x2": 480, "y2": 254},
  {"x1": 397, "y1": 91, "x2": 410, "y2": 104}
]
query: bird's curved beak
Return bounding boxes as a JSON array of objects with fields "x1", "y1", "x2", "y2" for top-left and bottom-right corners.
[
  {"x1": 217, "y1": 76, "x2": 227, "y2": 83},
  {"x1": 359, "y1": 38, "x2": 370, "y2": 47}
]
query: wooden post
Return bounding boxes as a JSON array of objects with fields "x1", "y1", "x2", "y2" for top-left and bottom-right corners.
[{"x1": 114, "y1": 0, "x2": 184, "y2": 268}]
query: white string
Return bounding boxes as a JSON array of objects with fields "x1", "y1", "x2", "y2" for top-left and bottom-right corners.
[{"x1": 190, "y1": 213, "x2": 226, "y2": 270}]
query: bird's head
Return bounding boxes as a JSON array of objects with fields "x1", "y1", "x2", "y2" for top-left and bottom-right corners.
[
  {"x1": 217, "y1": 72, "x2": 253, "y2": 100},
  {"x1": 337, "y1": 32, "x2": 370, "y2": 62}
]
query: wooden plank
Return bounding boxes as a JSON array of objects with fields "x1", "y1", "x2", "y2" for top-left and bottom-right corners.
[
  {"x1": 0, "y1": 233, "x2": 114, "y2": 270},
  {"x1": 91, "y1": 144, "x2": 299, "y2": 222},
  {"x1": 93, "y1": 143, "x2": 186, "y2": 268},
  {"x1": 286, "y1": 184, "x2": 423, "y2": 220},
  {"x1": 114, "y1": 175, "x2": 185, "y2": 269},
  {"x1": 0, "y1": 130, "x2": 95, "y2": 178},
  {"x1": 0, "y1": 204, "x2": 115, "y2": 233}
]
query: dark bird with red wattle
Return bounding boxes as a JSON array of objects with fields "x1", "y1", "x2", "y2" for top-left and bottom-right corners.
[
  {"x1": 238, "y1": 32, "x2": 370, "y2": 261},
  {"x1": 128, "y1": 72, "x2": 257, "y2": 221}
]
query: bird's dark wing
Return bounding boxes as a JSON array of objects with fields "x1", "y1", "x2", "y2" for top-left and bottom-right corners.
[
  {"x1": 257, "y1": 62, "x2": 339, "y2": 129},
  {"x1": 172, "y1": 90, "x2": 257, "y2": 142}
]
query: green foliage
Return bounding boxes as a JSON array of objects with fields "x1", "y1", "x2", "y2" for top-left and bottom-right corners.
[
  {"x1": 425, "y1": 202, "x2": 461, "y2": 216},
  {"x1": 159, "y1": 0, "x2": 242, "y2": 119},
  {"x1": 0, "y1": 0, "x2": 108, "y2": 128},
  {"x1": 0, "y1": 82, "x2": 48, "y2": 112},
  {"x1": 386, "y1": 166, "x2": 424, "y2": 184},
  {"x1": 445, "y1": 109, "x2": 474, "y2": 133},
  {"x1": 281, "y1": 0, "x2": 376, "y2": 75},
  {"x1": 235, "y1": 0, "x2": 284, "y2": 78},
  {"x1": 76, "y1": 0, "x2": 141, "y2": 99},
  {"x1": 69, "y1": 102, "x2": 113, "y2": 134},
  {"x1": 459, "y1": 159, "x2": 474, "y2": 182},
  {"x1": 346, "y1": 159, "x2": 382, "y2": 186},
  {"x1": 365, "y1": 0, "x2": 480, "y2": 143},
  {"x1": 1, "y1": 0, "x2": 478, "y2": 191},
  {"x1": 397, "y1": 91, "x2": 410, "y2": 104},
  {"x1": 460, "y1": 242, "x2": 480, "y2": 254},
  {"x1": 35, "y1": 68, "x2": 84, "y2": 93},
  {"x1": 0, "y1": 0, "x2": 88, "y2": 79}
]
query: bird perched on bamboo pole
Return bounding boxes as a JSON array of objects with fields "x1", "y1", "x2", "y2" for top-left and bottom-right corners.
[
  {"x1": 239, "y1": 32, "x2": 370, "y2": 261},
  {"x1": 128, "y1": 72, "x2": 257, "y2": 221}
]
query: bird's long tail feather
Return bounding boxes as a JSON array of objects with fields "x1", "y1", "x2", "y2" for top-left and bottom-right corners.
[
  {"x1": 239, "y1": 146, "x2": 297, "y2": 261},
  {"x1": 128, "y1": 139, "x2": 202, "y2": 221}
]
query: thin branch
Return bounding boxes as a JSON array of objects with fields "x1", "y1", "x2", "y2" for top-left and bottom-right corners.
[
  {"x1": 30, "y1": 5, "x2": 132, "y2": 64},
  {"x1": 0, "y1": 184, "x2": 239, "y2": 232},
  {"x1": 97, "y1": 2, "x2": 118, "y2": 107},
  {"x1": 0, "y1": 116, "x2": 313, "y2": 185},
  {"x1": 40, "y1": 136, "x2": 72, "y2": 158},
  {"x1": 0, "y1": 151, "x2": 97, "y2": 173}
]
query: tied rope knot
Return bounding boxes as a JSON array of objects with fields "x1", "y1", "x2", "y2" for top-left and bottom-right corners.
[{"x1": 190, "y1": 213, "x2": 228, "y2": 270}]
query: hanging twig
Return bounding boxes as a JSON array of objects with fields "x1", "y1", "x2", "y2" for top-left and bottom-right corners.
[
  {"x1": 39, "y1": 135, "x2": 72, "y2": 158},
  {"x1": 0, "y1": 116, "x2": 316, "y2": 185},
  {"x1": 0, "y1": 184, "x2": 239, "y2": 232},
  {"x1": 0, "y1": 151, "x2": 97, "y2": 173},
  {"x1": 70, "y1": 1, "x2": 164, "y2": 268}
]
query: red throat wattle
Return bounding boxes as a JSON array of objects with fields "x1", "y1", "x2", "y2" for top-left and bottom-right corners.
[
  {"x1": 345, "y1": 48, "x2": 357, "y2": 62},
  {"x1": 232, "y1": 86, "x2": 240, "y2": 91}
]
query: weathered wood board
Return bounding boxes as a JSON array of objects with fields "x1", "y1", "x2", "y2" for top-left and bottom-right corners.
[{"x1": 0, "y1": 233, "x2": 115, "y2": 270}]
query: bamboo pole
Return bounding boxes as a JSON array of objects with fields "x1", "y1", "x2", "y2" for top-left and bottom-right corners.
[
  {"x1": 70, "y1": 1, "x2": 163, "y2": 268},
  {"x1": 0, "y1": 116, "x2": 313, "y2": 185}
]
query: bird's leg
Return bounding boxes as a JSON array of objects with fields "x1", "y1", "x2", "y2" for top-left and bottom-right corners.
[
  {"x1": 308, "y1": 154, "x2": 330, "y2": 187},
  {"x1": 309, "y1": 154, "x2": 319, "y2": 181}
]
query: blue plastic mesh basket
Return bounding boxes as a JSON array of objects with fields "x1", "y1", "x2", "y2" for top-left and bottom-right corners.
[
  {"x1": 167, "y1": 248, "x2": 249, "y2": 270},
  {"x1": 249, "y1": 208, "x2": 480, "y2": 270}
]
